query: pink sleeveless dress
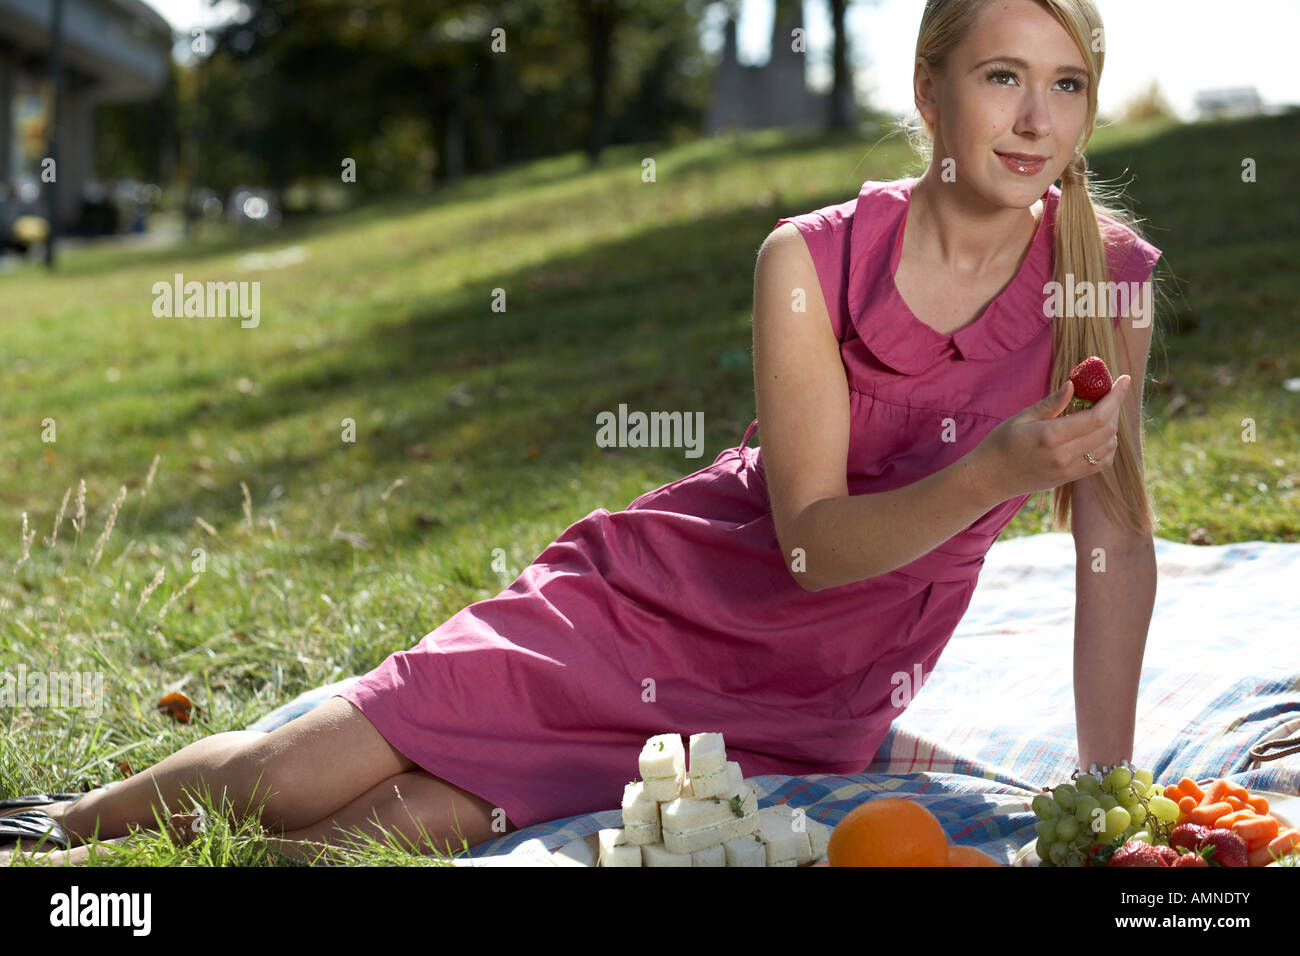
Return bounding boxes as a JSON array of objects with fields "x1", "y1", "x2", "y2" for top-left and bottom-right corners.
[{"x1": 337, "y1": 178, "x2": 1162, "y2": 830}]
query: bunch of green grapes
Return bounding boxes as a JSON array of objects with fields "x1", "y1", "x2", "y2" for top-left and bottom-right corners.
[{"x1": 1030, "y1": 766, "x2": 1184, "y2": 867}]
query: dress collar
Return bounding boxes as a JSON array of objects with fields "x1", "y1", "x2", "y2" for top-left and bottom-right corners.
[{"x1": 847, "y1": 177, "x2": 1058, "y2": 374}]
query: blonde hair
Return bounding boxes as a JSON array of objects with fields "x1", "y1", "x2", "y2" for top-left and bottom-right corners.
[{"x1": 905, "y1": 0, "x2": 1161, "y2": 539}]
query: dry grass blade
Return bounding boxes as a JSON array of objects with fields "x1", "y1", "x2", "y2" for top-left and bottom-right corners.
[
  {"x1": 46, "y1": 486, "x2": 71, "y2": 548},
  {"x1": 143, "y1": 454, "x2": 161, "y2": 497},
  {"x1": 89, "y1": 485, "x2": 128, "y2": 569},
  {"x1": 15, "y1": 511, "x2": 36, "y2": 572},
  {"x1": 157, "y1": 573, "x2": 200, "y2": 620},
  {"x1": 240, "y1": 481, "x2": 253, "y2": 532},
  {"x1": 135, "y1": 567, "x2": 166, "y2": 615}
]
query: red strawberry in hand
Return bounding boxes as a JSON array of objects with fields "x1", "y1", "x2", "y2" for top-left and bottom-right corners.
[{"x1": 1068, "y1": 356, "x2": 1114, "y2": 409}]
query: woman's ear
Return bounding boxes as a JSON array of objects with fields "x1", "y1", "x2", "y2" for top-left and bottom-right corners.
[{"x1": 914, "y1": 57, "x2": 940, "y2": 126}]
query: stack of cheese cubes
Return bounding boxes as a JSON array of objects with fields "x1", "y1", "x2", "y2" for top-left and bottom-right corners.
[{"x1": 597, "y1": 732, "x2": 831, "y2": 866}]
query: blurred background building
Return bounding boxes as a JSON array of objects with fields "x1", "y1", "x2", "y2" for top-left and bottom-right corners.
[
  {"x1": 0, "y1": 0, "x2": 171, "y2": 232},
  {"x1": 706, "y1": 0, "x2": 840, "y2": 134}
]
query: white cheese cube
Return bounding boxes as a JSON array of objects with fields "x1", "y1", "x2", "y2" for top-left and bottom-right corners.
[
  {"x1": 661, "y1": 786, "x2": 759, "y2": 854},
  {"x1": 723, "y1": 832, "x2": 768, "y2": 867},
  {"x1": 688, "y1": 732, "x2": 727, "y2": 776},
  {"x1": 641, "y1": 765, "x2": 684, "y2": 802},
  {"x1": 691, "y1": 760, "x2": 743, "y2": 799},
  {"x1": 661, "y1": 782, "x2": 756, "y2": 832},
  {"x1": 691, "y1": 843, "x2": 727, "y2": 867},
  {"x1": 597, "y1": 828, "x2": 642, "y2": 867},
  {"x1": 641, "y1": 841, "x2": 693, "y2": 867},
  {"x1": 762, "y1": 803, "x2": 814, "y2": 865},
  {"x1": 756, "y1": 807, "x2": 800, "y2": 866},
  {"x1": 638, "y1": 734, "x2": 685, "y2": 779},
  {"x1": 621, "y1": 780, "x2": 658, "y2": 827},
  {"x1": 622, "y1": 819, "x2": 661, "y2": 846}
]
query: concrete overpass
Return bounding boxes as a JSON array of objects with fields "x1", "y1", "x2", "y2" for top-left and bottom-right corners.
[{"x1": 0, "y1": 0, "x2": 173, "y2": 228}]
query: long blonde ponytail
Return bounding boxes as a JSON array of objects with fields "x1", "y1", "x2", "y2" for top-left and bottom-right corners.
[{"x1": 905, "y1": 0, "x2": 1162, "y2": 538}]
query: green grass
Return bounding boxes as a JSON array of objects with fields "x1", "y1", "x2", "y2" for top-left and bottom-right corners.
[{"x1": 2, "y1": 112, "x2": 1297, "y2": 865}]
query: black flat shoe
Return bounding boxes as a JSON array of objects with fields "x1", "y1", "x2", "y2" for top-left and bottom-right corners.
[
  {"x1": 0, "y1": 792, "x2": 85, "y2": 814},
  {"x1": 0, "y1": 809, "x2": 70, "y2": 851}
]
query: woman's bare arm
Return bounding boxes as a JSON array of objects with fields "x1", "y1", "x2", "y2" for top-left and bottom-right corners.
[{"x1": 753, "y1": 224, "x2": 1006, "y2": 592}]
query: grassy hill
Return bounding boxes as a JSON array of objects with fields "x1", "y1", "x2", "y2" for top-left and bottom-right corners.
[{"x1": 1, "y1": 111, "x2": 1297, "y2": 863}]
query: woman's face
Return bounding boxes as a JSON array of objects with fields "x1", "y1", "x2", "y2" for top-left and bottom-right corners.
[{"x1": 915, "y1": 0, "x2": 1092, "y2": 208}]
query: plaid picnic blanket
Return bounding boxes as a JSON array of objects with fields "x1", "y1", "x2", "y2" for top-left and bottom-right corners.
[{"x1": 245, "y1": 532, "x2": 1300, "y2": 864}]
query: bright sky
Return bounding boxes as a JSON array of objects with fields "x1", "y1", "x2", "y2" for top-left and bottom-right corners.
[
  {"x1": 702, "y1": 0, "x2": 1298, "y2": 120},
  {"x1": 143, "y1": 0, "x2": 1296, "y2": 120}
]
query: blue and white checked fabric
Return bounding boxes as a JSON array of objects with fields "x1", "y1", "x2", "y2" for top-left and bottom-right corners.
[{"x1": 244, "y1": 533, "x2": 1300, "y2": 864}]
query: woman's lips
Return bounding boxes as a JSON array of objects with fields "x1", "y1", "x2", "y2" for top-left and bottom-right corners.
[{"x1": 996, "y1": 151, "x2": 1047, "y2": 176}]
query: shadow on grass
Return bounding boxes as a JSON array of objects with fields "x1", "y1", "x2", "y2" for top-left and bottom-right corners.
[{"x1": 59, "y1": 113, "x2": 1300, "y2": 545}]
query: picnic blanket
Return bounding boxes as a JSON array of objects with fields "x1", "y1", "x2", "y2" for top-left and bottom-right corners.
[{"x1": 245, "y1": 532, "x2": 1300, "y2": 865}]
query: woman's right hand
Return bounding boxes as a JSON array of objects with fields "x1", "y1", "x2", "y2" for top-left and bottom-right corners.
[{"x1": 973, "y1": 374, "x2": 1132, "y2": 502}]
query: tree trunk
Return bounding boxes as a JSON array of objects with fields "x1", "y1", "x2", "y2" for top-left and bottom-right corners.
[
  {"x1": 579, "y1": 0, "x2": 617, "y2": 167},
  {"x1": 828, "y1": 0, "x2": 854, "y2": 130}
]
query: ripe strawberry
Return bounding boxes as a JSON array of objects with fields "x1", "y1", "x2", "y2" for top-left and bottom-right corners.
[
  {"x1": 1108, "y1": 840, "x2": 1170, "y2": 867},
  {"x1": 1152, "y1": 845, "x2": 1180, "y2": 865},
  {"x1": 1068, "y1": 356, "x2": 1113, "y2": 408},
  {"x1": 1170, "y1": 850, "x2": 1209, "y2": 867},
  {"x1": 1085, "y1": 843, "x2": 1114, "y2": 867},
  {"x1": 1199, "y1": 829, "x2": 1249, "y2": 867},
  {"x1": 1169, "y1": 822, "x2": 1210, "y2": 853}
]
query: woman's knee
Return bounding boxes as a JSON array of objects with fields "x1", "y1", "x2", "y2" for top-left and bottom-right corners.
[{"x1": 221, "y1": 696, "x2": 416, "y2": 828}]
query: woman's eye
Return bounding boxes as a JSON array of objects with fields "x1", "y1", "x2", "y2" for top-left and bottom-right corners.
[{"x1": 987, "y1": 69, "x2": 1085, "y2": 93}]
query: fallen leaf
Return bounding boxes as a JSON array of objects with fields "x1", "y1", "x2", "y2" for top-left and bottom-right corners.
[{"x1": 157, "y1": 691, "x2": 193, "y2": 723}]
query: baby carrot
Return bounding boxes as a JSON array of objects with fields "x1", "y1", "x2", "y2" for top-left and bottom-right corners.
[
  {"x1": 1214, "y1": 809, "x2": 1256, "y2": 829},
  {"x1": 1246, "y1": 831, "x2": 1275, "y2": 852},
  {"x1": 1224, "y1": 782, "x2": 1251, "y2": 803},
  {"x1": 1232, "y1": 815, "x2": 1279, "y2": 845},
  {"x1": 1198, "y1": 779, "x2": 1230, "y2": 806},
  {"x1": 1224, "y1": 795, "x2": 1245, "y2": 811},
  {"x1": 1177, "y1": 777, "x2": 1205, "y2": 802},
  {"x1": 1162, "y1": 785, "x2": 1186, "y2": 804},
  {"x1": 1268, "y1": 828, "x2": 1300, "y2": 856},
  {"x1": 1178, "y1": 795, "x2": 1198, "y2": 815},
  {"x1": 1189, "y1": 801, "x2": 1234, "y2": 827},
  {"x1": 1247, "y1": 794, "x2": 1269, "y2": 814},
  {"x1": 1247, "y1": 843, "x2": 1276, "y2": 867}
]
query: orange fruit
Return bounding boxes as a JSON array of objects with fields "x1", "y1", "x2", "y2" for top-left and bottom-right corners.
[
  {"x1": 826, "y1": 797, "x2": 949, "y2": 867},
  {"x1": 946, "y1": 844, "x2": 1002, "y2": 866}
]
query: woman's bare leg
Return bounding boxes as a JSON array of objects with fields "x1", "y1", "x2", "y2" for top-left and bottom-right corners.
[
  {"x1": 46, "y1": 696, "x2": 418, "y2": 844},
  {"x1": 262, "y1": 769, "x2": 519, "y2": 863},
  {"x1": 7, "y1": 769, "x2": 518, "y2": 867}
]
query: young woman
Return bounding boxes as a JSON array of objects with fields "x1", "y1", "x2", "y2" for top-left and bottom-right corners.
[{"x1": 4, "y1": 0, "x2": 1160, "y2": 865}]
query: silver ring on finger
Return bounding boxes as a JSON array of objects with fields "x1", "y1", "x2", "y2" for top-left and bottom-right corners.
[{"x1": 1082, "y1": 452, "x2": 1100, "y2": 465}]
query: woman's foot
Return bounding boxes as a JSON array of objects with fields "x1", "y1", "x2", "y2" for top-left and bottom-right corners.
[{"x1": 40, "y1": 795, "x2": 91, "y2": 844}]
